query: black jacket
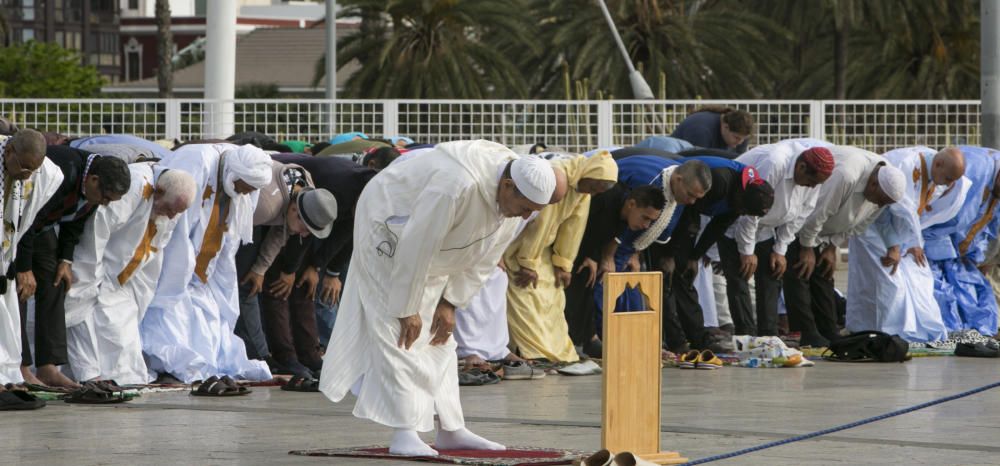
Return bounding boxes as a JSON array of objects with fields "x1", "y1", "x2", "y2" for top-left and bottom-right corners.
[
  {"x1": 15, "y1": 146, "x2": 99, "y2": 272},
  {"x1": 271, "y1": 153, "x2": 377, "y2": 274}
]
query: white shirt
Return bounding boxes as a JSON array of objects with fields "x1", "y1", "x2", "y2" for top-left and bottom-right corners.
[
  {"x1": 799, "y1": 145, "x2": 888, "y2": 248},
  {"x1": 727, "y1": 138, "x2": 832, "y2": 256}
]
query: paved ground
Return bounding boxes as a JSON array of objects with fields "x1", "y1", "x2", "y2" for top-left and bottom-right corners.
[{"x1": 2, "y1": 356, "x2": 998, "y2": 465}]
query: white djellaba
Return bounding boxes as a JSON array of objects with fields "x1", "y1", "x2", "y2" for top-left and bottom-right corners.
[
  {"x1": 141, "y1": 143, "x2": 273, "y2": 383},
  {"x1": 319, "y1": 140, "x2": 554, "y2": 456},
  {"x1": 0, "y1": 135, "x2": 65, "y2": 384},
  {"x1": 64, "y1": 163, "x2": 195, "y2": 384}
]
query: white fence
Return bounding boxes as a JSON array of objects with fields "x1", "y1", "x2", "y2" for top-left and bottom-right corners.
[{"x1": 0, "y1": 99, "x2": 982, "y2": 153}]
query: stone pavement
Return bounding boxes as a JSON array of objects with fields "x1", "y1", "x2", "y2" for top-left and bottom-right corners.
[{"x1": 2, "y1": 356, "x2": 999, "y2": 465}]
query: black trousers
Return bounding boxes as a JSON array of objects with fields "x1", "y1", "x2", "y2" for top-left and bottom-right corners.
[
  {"x1": 564, "y1": 257, "x2": 599, "y2": 347},
  {"x1": 648, "y1": 245, "x2": 709, "y2": 352},
  {"x1": 782, "y1": 240, "x2": 839, "y2": 341},
  {"x1": 19, "y1": 229, "x2": 69, "y2": 367},
  {"x1": 717, "y1": 236, "x2": 782, "y2": 336}
]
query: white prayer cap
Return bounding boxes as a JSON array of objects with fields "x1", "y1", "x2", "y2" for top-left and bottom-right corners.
[
  {"x1": 877, "y1": 164, "x2": 906, "y2": 202},
  {"x1": 511, "y1": 155, "x2": 556, "y2": 205},
  {"x1": 223, "y1": 144, "x2": 273, "y2": 189}
]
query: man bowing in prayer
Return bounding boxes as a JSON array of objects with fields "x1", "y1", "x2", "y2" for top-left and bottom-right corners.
[
  {"x1": 505, "y1": 151, "x2": 618, "y2": 364},
  {"x1": 923, "y1": 146, "x2": 1000, "y2": 336},
  {"x1": 319, "y1": 140, "x2": 557, "y2": 457},
  {"x1": 0, "y1": 130, "x2": 64, "y2": 385},
  {"x1": 142, "y1": 143, "x2": 273, "y2": 383},
  {"x1": 64, "y1": 164, "x2": 198, "y2": 384},
  {"x1": 785, "y1": 146, "x2": 907, "y2": 347},
  {"x1": 846, "y1": 147, "x2": 967, "y2": 342}
]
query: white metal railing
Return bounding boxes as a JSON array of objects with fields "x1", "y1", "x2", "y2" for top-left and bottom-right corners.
[{"x1": 0, "y1": 99, "x2": 984, "y2": 153}]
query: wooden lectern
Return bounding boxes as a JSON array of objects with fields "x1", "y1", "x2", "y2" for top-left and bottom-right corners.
[{"x1": 601, "y1": 272, "x2": 687, "y2": 464}]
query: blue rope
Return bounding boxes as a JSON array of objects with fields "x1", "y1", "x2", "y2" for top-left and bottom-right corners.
[{"x1": 677, "y1": 379, "x2": 1000, "y2": 465}]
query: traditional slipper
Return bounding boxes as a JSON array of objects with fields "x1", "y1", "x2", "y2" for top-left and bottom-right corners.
[
  {"x1": 63, "y1": 382, "x2": 128, "y2": 404},
  {"x1": 191, "y1": 376, "x2": 252, "y2": 397},
  {"x1": 219, "y1": 376, "x2": 253, "y2": 395},
  {"x1": 24, "y1": 382, "x2": 73, "y2": 393},
  {"x1": 280, "y1": 375, "x2": 320, "y2": 392},
  {"x1": 0, "y1": 390, "x2": 46, "y2": 410}
]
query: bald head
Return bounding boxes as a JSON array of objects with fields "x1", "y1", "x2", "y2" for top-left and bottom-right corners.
[
  {"x1": 3, "y1": 129, "x2": 46, "y2": 180},
  {"x1": 931, "y1": 147, "x2": 965, "y2": 186},
  {"x1": 549, "y1": 166, "x2": 568, "y2": 204}
]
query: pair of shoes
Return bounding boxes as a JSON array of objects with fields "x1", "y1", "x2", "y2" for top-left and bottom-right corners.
[
  {"x1": 577, "y1": 449, "x2": 657, "y2": 466},
  {"x1": 501, "y1": 361, "x2": 545, "y2": 380},
  {"x1": 458, "y1": 368, "x2": 501, "y2": 386},
  {"x1": 678, "y1": 349, "x2": 722, "y2": 370}
]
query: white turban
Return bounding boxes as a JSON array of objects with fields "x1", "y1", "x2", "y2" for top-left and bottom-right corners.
[
  {"x1": 877, "y1": 164, "x2": 906, "y2": 202},
  {"x1": 222, "y1": 145, "x2": 272, "y2": 244},
  {"x1": 511, "y1": 155, "x2": 556, "y2": 204}
]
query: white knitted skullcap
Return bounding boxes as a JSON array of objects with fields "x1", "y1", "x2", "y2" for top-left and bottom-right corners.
[
  {"x1": 877, "y1": 164, "x2": 906, "y2": 202},
  {"x1": 511, "y1": 155, "x2": 556, "y2": 204}
]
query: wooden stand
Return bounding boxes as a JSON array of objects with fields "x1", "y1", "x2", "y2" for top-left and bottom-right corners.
[{"x1": 601, "y1": 272, "x2": 687, "y2": 465}]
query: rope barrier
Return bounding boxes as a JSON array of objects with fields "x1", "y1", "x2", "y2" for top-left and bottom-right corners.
[{"x1": 678, "y1": 379, "x2": 1000, "y2": 465}]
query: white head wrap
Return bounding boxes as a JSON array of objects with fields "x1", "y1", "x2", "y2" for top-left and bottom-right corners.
[
  {"x1": 510, "y1": 155, "x2": 556, "y2": 204},
  {"x1": 877, "y1": 164, "x2": 906, "y2": 202},
  {"x1": 222, "y1": 145, "x2": 273, "y2": 244}
]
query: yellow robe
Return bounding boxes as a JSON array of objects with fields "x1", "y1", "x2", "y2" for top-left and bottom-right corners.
[{"x1": 505, "y1": 152, "x2": 618, "y2": 362}]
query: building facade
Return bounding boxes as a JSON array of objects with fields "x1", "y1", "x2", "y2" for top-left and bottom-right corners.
[{"x1": 1, "y1": 0, "x2": 122, "y2": 82}]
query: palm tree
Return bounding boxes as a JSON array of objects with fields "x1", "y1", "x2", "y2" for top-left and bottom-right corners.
[
  {"x1": 313, "y1": 0, "x2": 538, "y2": 99},
  {"x1": 155, "y1": 0, "x2": 173, "y2": 97},
  {"x1": 528, "y1": 0, "x2": 791, "y2": 99}
]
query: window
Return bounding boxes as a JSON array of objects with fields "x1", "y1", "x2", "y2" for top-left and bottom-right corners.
[
  {"x1": 21, "y1": 29, "x2": 35, "y2": 42},
  {"x1": 126, "y1": 50, "x2": 140, "y2": 80},
  {"x1": 55, "y1": 0, "x2": 65, "y2": 22},
  {"x1": 128, "y1": 0, "x2": 138, "y2": 9},
  {"x1": 55, "y1": 31, "x2": 65, "y2": 47},
  {"x1": 23, "y1": 0, "x2": 36, "y2": 21}
]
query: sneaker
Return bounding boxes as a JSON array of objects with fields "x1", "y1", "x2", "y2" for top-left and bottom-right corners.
[
  {"x1": 501, "y1": 361, "x2": 545, "y2": 380},
  {"x1": 954, "y1": 340, "x2": 1000, "y2": 358},
  {"x1": 696, "y1": 350, "x2": 723, "y2": 370},
  {"x1": 678, "y1": 350, "x2": 700, "y2": 369}
]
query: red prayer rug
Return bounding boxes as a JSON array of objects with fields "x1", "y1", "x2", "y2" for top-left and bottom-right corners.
[{"x1": 288, "y1": 446, "x2": 581, "y2": 465}]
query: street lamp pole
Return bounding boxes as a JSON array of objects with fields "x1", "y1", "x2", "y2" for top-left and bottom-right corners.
[
  {"x1": 326, "y1": 0, "x2": 337, "y2": 137},
  {"x1": 595, "y1": 0, "x2": 654, "y2": 99}
]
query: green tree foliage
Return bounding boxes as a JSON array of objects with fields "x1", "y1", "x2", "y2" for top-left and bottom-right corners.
[
  {"x1": 0, "y1": 41, "x2": 105, "y2": 98},
  {"x1": 315, "y1": 0, "x2": 539, "y2": 99},
  {"x1": 323, "y1": 0, "x2": 979, "y2": 100}
]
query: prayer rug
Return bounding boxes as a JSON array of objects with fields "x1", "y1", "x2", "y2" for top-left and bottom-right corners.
[{"x1": 288, "y1": 446, "x2": 581, "y2": 465}]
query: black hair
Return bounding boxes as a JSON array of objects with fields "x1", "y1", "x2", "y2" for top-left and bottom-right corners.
[
  {"x1": 310, "y1": 142, "x2": 330, "y2": 154},
  {"x1": 90, "y1": 155, "x2": 131, "y2": 195},
  {"x1": 627, "y1": 185, "x2": 667, "y2": 210},
  {"x1": 262, "y1": 142, "x2": 293, "y2": 153},
  {"x1": 362, "y1": 147, "x2": 401, "y2": 170},
  {"x1": 741, "y1": 180, "x2": 775, "y2": 216}
]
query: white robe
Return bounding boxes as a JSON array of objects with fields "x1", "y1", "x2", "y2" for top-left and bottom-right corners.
[
  {"x1": 0, "y1": 153, "x2": 64, "y2": 384},
  {"x1": 141, "y1": 144, "x2": 270, "y2": 382},
  {"x1": 319, "y1": 140, "x2": 524, "y2": 432},
  {"x1": 454, "y1": 215, "x2": 534, "y2": 361},
  {"x1": 64, "y1": 163, "x2": 181, "y2": 384},
  {"x1": 846, "y1": 148, "x2": 971, "y2": 342}
]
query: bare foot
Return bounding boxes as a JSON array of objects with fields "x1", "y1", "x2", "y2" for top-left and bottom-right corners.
[
  {"x1": 462, "y1": 355, "x2": 487, "y2": 368},
  {"x1": 503, "y1": 353, "x2": 526, "y2": 363},
  {"x1": 35, "y1": 364, "x2": 81, "y2": 389},
  {"x1": 20, "y1": 366, "x2": 43, "y2": 386}
]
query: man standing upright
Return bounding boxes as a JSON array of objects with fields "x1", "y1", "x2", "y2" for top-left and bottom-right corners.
[
  {"x1": 17, "y1": 145, "x2": 131, "y2": 388},
  {"x1": 319, "y1": 140, "x2": 556, "y2": 456}
]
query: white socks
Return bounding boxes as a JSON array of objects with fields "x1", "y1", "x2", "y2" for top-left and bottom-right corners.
[
  {"x1": 389, "y1": 429, "x2": 438, "y2": 456},
  {"x1": 435, "y1": 427, "x2": 506, "y2": 451}
]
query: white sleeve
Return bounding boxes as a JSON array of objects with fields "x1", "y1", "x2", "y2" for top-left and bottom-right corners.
[
  {"x1": 798, "y1": 169, "x2": 852, "y2": 248},
  {"x1": 385, "y1": 189, "x2": 460, "y2": 318}
]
